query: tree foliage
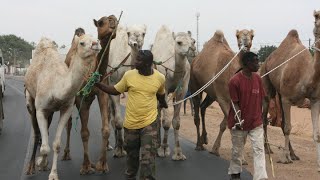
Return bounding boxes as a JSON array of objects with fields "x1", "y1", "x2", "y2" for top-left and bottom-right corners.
[
  {"x1": 0, "y1": 34, "x2": 34, "y2": 67},
  {"x1": 257, "y1": 45, "x2": 277, "y2": 63}
]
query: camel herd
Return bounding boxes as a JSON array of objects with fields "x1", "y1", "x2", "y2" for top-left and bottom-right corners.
[{"x1": 22, "y1": 10, "x2": 320, "y2": 180}]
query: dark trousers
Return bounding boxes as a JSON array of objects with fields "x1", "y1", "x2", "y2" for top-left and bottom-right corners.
[{"x1": 124, "y1": 120, "x2": 158, "y2": 180}]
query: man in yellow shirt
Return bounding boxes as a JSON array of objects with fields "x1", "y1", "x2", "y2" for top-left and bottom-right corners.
[{"x1": 95, "y1": 50, "x2": 167, "y2": 180}]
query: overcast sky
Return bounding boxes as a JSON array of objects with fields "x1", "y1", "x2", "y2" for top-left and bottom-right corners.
[{"x1": 0, "y1": 0, "x2": 318, "y2": 51}]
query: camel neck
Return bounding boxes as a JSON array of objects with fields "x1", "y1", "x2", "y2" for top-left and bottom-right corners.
[
  {"x1": 174, "y1": 53, "x2": 187, "y2": 72},
  {"x1": 97, "y1": 35, "x2": 112, "y2": 75},
  {"x1": 130, "y1": 48, "x2": 139, "y2": 69}
]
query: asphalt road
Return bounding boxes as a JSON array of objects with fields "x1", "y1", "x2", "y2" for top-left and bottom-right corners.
[{"x1": 0, "y1": 76, "x2": 252, "y2": 180}]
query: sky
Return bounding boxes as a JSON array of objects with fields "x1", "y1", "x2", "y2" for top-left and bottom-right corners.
[{"x1": 0, "y1": 0, "x2": 318, "y2": 52}]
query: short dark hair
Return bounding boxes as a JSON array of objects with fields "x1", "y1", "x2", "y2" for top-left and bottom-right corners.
[
  {"x1": 241, "y1": 51, "x2": 258, "y2": 66},
  {"x1": 138, "y1": 50, "x2": 153, "y2": 65}
]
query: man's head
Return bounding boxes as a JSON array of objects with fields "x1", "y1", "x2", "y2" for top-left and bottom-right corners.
[
  {"x1": 135, "y1": 50, "x2": 153, "y2": 70},
  {"x1": 241, "y1": 51, "x2": 260, "y2": 72}
]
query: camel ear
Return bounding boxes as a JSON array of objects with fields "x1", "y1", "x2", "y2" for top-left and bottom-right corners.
[
  {"x1": 236, "y1": 30, "x2": 240, "y2": 38},
  {"x1": 250, "y1": 29, "x2": 255, "y2": 38},
  {"x1": 143, "y1": 24, "x2": 147, "y2": 33},
  {"x1": 314, "y1": 10, "x2": 317, "y2": 17},
  {"x1": 93, "y1": 19, "x2": 98, "y2": 27},
  {"x1": 172, "y1": 32, "x2": 176, "y2": 39},
  {"x1": 73, "y1": 35, "x2": 80, "y2": 45},
  {"x1": 187, "y1": 31, "x2": 192, "y2": 37}
]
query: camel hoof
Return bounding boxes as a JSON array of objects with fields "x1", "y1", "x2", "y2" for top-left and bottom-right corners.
[
  {"x1": 113, "y1": 147, "x2": 127, "y2": 158},
  {"x1": 290, "y1": 153, "x2": 300, "y2": 161},
  {"x1": 61, "y1": 151, "x2": 71, "y2": 161},
  {"x1": 172, "y1": 153, "x2": 186, "y2": 161},
  {"x1": 106, "y1": 144, "x2": 113, "y2": 151},
  {"x1": 195, "y1": 144, "x2": 205, "y2": 151},
  {"x1": 49, "y1": 172, "x2": 59, "y2": 180},
  {"x1": 80, "y1": 164, "x2": 95, "y2": 175},
  {"x1": 277, "y1": 150, "x2": 293, "y2": 164},
  {"x1": 210, "y1": 147, "x2": 220, "y2": 156},
  {"x1": 36, "y1": 156, "x2": 49, "y2": 171},
  {"x1": 26, "y1": 162, "x2": 36, "y2": 175},
  {"x1": 95, "y1": 160, "x2": 109, "y2": 173},
  {"x1": 157, "y1": 146, "x2": 170, "y2": 157},
  {"x1": 172, "y1": 147, "x2": 186, "y2": 161}
]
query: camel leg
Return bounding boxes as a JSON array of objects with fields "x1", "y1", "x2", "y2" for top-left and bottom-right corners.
[
  {"x1": 108, "y1": 93, "x2": 126, "y2": 158},
  {"x1": 171, "y1": 89, "x2": 187, "y2": 161},
  {"x1": 62, "y1": 117, "x2": 72, "y2": 161},
  {"x1": 200, "y1": 95, "x2": 215, "y2": 147},
  {"x1": 262, "y1": 96, "x2": 273, "y2": 154},
  {"x1": 310, "y1": 101, "x2": 320, "y2": 171},
  {"x1": 278, "y1": 97, "x2": 293, "y2": 164},
  {"x1": 75, "y1": 96, "x2": 95, "y2": 175},
  {"x1": 193, "y1": 94, "x2": 203, "y2": 150},
  {"x1": 210, "y1": 99, "x2": 228, "y2": 156},
  {"x1": 25, "y1": 95, "x2": 40, "y2": 175},
  {"x1": 35, "y1": 108, "x2": 50, "y2": 171},
  {"x1": 157, "y1": 93, "x2": 171, "y2": 157},
  {"x1": 190, "y1": 98, "x2": 194, "y2": 116},
  {"x1": 49, "y1": 104, "x2": 73, "y2": 180},
  {"x1": 94, "y1": 91, "x2": 112, "y2": 173}
]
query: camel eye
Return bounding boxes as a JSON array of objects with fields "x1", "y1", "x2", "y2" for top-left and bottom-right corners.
[
  {"x1": 80, "y1": 42, "x2": 85, "y2": 46},
  {"x1": 177, "y1": 41, "x2": 182, "y2": 45}
]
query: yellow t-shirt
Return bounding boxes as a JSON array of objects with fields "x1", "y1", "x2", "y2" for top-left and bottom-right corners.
[{"x1": 114, "y1": 69, "x2": 165, "y2": 129}]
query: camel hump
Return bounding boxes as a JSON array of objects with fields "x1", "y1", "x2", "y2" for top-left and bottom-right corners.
[
  {"x1": 287, "y1": 29, "x2": 300, "y2": 39},
  {"x1": 36, "y1": 37, "x2": 57, "y2": 52},
  {"x1": 213, "y1": 30, "x2": 225, "y2": 43}
]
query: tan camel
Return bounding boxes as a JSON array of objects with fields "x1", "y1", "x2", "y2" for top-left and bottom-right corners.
[
  {"x1": 61, "y1": 15, "x2": 117, "y2": 174},
  {"x1": 107, "y1": 24, "x2": 147, "y2": 157},
  {"x1": 24, "y1": 34, "x2": 101, "y2": 180},
  {"x1": 152, "y1": 25, "x2": 192, "y2": 160},
  {"x1": 190, "y1": 29, "x2": 254, "y2": 157},
  {"x1": 260, "y1": 10, "x2": 320, "y2": 171}
]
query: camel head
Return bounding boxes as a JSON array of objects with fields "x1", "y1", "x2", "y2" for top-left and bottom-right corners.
[
  {"x1": 74, "y1": 27, "x2": 85, "y2": 37},
  {"x1": 93, "y1": 15, "x2": 117, "y2": 41},
  {"x1": 127, "y1": 24, "x2": 147, "y2": 50},
  {"x1": 73, "y1": 34, "x2": 101, "y2": 60},
  {"x1": 314, "y1": 10, "x2": 320, "y2": 39},
  {"x1": 187, "y1": 31, "x2": 197, "y2": 52},
  {"x1": 236, "y1": 29, "x2": 254, "y2": 51},
  {"x1": 173, "y1": 32, "x2": 192, "y2": 56}
]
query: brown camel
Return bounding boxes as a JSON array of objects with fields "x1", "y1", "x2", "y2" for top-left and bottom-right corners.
[
  {"x1": 260, "y1": 10, "x2": 320, "y2": 171},
  {"x1": 61, "y1": 15, "x2": 118, "y2": 175},
  {"x1": 190, "y1": 29, "x2": 254, "y2": 157}
]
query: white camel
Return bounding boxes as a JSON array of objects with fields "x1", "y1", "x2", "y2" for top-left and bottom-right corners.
[
  {"x1": 152, "y1": 25, "x2": 192, "y2": 160},
  {"x1": 107, "y1": 24, "x2": 147, "y2": 156},
  {"x1": 24, "y1": 35, "x2": 100, "y2": 180}
]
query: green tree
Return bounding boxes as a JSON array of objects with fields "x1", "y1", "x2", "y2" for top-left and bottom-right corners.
[
  {"x1": 257, "y1": 45, "x2": 277, "y2": 63},
  {"x1": 0, "y1": 34, "x2": 34, "y2": 67}
]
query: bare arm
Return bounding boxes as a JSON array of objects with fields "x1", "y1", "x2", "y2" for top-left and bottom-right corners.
[
  {"x1": 157, "y1": 93, "x2": 168, "y2": 109},
  {"x1": 95, "y1": 82, "x2": 121, "y2": 95}
]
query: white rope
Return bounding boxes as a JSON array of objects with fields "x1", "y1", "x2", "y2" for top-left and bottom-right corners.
[
  {"x1": 168, "y1": 48, "x2": 243, "y2": 106},
  {"x1": 167, "y1": 38, "x2": 320, "y2": 107},
  {"x1": 261, "y1": 38, "x2": 320, "y2": 78}
]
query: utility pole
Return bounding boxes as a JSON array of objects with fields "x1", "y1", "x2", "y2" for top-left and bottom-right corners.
[{"x1": 196, "y1": 12, "x2": 200, "y2": 53}]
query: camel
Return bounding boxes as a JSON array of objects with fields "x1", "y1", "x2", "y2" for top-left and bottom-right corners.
[
  {"x1": 260, "y1": 10, "x2": 320, "y2": 171},
  {"x1": 152, "y1": 25, "x2": 192, "y2": 160},
  {"x1": 24, "y1": 34, "x2": 101, "y2": 180},
  {"x1": 184, "y1": 31, "x2": 197, "y2": 116},
  {"x1": 60, "y1": 15, "x2": 117, "y2": 175},
  {"x1": 189, "y1": 29, "x2": 254, "y2": 157},
  {"x1": 107, "y1": 24, "x2": 147, "y2": 156}
]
